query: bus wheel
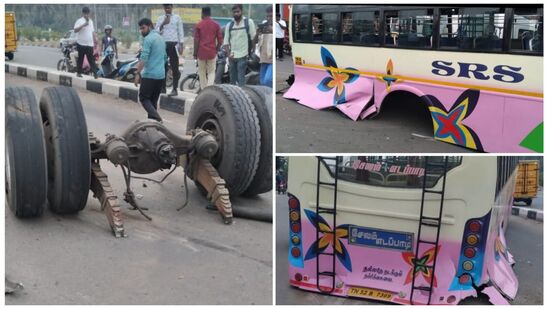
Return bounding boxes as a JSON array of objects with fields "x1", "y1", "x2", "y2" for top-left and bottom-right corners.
[
  {"x1": 241, "y1": 85, "x2": 272, "y2": 196},
  {"x1": 6, "y1": 87, "x2": 48, "y2": 217},
  {"x1": 186, "y1": 84, "x2": 260, "y2": 196},
  {"x1": 40, "y1": 86, "x2": 91, "y2": 214}
]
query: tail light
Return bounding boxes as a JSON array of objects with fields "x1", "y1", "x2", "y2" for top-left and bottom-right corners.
[
  {"x1": 288, "y1": 193, "x2": 304, "y2": 268},
  {"x1": 450, "y1": 213, "x2": 491, "y2": 291}
]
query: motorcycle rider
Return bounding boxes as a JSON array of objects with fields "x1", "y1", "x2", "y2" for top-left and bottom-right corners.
[{"x1": 100, "y1": 25, "x2": 118, "y2": 76}]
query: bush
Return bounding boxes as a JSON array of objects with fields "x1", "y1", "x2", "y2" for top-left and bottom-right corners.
[{"x1": 117, "y1": 30, "x2": 138, "y2": 49}]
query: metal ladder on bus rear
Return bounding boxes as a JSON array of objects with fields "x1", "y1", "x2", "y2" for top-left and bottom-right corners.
[
  {"x1": 410, "y1": 156, "x2": 449, "y2": 305},
  {"x1": 315, "y1": 156, "x2": 339, "y2": 294}
]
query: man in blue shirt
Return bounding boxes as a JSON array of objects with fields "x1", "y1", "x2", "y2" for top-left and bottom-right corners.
[{"x1": 135, "y1": 18, "x2": 167, "y2": 122}]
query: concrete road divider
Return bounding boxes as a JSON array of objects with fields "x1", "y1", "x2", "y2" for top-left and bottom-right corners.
[
  {"x1": 5, "y1": 62, "x2": 196, "y2": 115},
  {"x1": 512, "y1": 206, "x2": 543, "y2": 222}
]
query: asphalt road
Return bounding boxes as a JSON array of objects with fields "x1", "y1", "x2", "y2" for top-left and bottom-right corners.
[
  {"x1": 5, "y1": 74, "x2": 272, "y2": 305},
  {"x1": 275, "y1": 194, "x2": 543, "y2": 305},
  {"x1": 275, "y1": 58, "x2": 474, "y2": 153},
  {"x1": 9, "y1": 45, "x2": 195, "y2": 80}
]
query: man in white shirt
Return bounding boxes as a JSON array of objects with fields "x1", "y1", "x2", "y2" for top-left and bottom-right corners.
[
  {"x1": 275, "y1": 13, "x2": 287, "y2": 60},
  {"x1": 155, "y1": 4, "x2": 184, "y2": 96},
  {"x1": 73, "y1": 6, "x2": 99, "y2": 78}
]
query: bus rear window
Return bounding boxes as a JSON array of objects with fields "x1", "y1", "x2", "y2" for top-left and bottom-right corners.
[
  {"x1": 439, "y1": 7, "x2": 505, "y2": 52},
  {"x1": 322, "y1": 156, "x2": 462, "y2": 188},
  {"x1": 384, "y1": 9, "x2": 434, "y2": 48},
  {"x1": 341, "y1": 11, "x2": 381, "y2": 45},
  {"x1": 510, "y1": 7, "x2": 543, "y2": 53},
  {"x1": 294, "y1": 14, "x2": 310, "y2": 41}
]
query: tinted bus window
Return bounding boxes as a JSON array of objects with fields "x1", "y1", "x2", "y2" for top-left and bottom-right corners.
[
  {"x1": 341, "y1": 11, "x2": 381, "y2": 45},
  {"x1": 312, "y1": 13, "x2": 339, "y2": 43},
  {"x1": 384, "y1": 9, "x2": 434, "y2": 48},
  {"x1": 323, "y1": 156, "x2": 462, "y2": 188},
  {"x1": 294, "y1": 14, "x2": 310, "y2": 41},
  {"x1": 510, "y1": 7, "x2": 543, "y2": 53},
  {"x1": 439, "y1": 7, "x2": 505, "y2": 51}
]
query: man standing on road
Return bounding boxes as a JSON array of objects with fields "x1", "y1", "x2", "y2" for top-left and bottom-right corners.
[
  {"x1": 275, "y1": 13, "x2": 287, "y2": 61},
  {"x1": 73, "y1": 6, "x2": 99, "y2": 78},
  {"x1": 135, "y1": 18, "x2": 167, "y2": 122},
  {"x1": 224, "y1": 4, "x2": 256, "y2": 86},
  {"x1": 257, "y1": 6, "x2": 273, "y2": 87},
  {"x1": 194, "y1": 7, "x2": 223, "y2": 91},
  {"x1": 155, "y1": 4, "x2": 184, "y2": 96}
]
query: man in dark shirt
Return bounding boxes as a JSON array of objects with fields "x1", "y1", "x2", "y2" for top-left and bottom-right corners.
[{"x1": 194, "y1": 7, "x2": 223, "y2": 90}]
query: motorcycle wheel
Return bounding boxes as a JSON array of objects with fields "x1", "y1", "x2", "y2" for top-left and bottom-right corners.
[
  {"x1": 57, "y1": 59, "x2": 67, "y2": 71},
  {"x1": 180, "y1": 74, "x2": 200, "y2": 93},
  {"x1": 166, "y1": 68, "x2": 173, "y2": 89}
]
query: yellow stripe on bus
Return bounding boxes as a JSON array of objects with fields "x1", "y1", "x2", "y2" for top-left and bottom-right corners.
[{"x1": 298, "y1": 63, "x2": 544, "y2": 99}]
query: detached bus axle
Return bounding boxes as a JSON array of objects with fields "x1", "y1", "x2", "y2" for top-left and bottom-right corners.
[{"x1": 6, "y1": 84, "x2": 272, "y2": 237}]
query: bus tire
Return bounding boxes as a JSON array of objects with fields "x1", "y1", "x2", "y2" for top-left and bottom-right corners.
[
  {"x1": 6, "y1": 87, "x2": 48, "y2": 217},
  {"x1": 180, "y1": 74, "x2": 200, "y2": 93},
  {"x1": 241, "y1": 85, "x2": 272, "y2": 196},
  {"x1": 186, "y1": 84, "x2": 260, "y2": 196},
  {"x1": 40, "y1": 86, "x2": 91, "y2": 214}
]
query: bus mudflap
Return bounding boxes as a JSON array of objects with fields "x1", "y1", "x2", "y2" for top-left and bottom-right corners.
[{"x1": 284, "y1": 62, "x2": 373, "y2": 121}]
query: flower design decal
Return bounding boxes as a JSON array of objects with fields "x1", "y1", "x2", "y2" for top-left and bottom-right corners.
[
  {"x1": 423, "y1": 89, "x2": 484, "y2": 151},
  {"x1": 303, "y1": 209, "x2": 352, "y2": 272},
  {"x1": 402, "y1": 246, "x2": 440, "y2": 287},
  {"x1": 317, "y1": 47, "x2": 359, "y2": 106},
  {"x1": 377, "y1": 59, "x2": 401, "y2": 91}
]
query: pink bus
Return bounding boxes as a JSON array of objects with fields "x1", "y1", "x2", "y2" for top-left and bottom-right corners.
[
  {"x1": 283, "y1": 5, "x2": 543, "y2": 153},
  {"x1": 287, "y1": 156, "x2": 519, "y2": 304}
]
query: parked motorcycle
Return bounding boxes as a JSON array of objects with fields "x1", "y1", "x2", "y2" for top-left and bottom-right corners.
[
  {"x1": 57, "y1": 42, "x2": 97, "y2": 75},
  {"x1": 180, "y1": 53, "x2": 260, "y2": 93},
  {"x1": 100, "y1": 51, "x2": 140, "y2": 82}
]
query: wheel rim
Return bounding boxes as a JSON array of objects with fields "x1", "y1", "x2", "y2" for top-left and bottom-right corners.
[{"x1": 197, "y1": 114, "x2": 223, "y2": 167}]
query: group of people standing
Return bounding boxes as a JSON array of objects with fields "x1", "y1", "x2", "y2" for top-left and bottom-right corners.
[{"x1": 72, "y1": 4, "x2": 273, "y2": 122}]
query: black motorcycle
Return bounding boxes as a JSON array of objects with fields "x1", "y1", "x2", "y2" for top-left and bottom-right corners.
[
  {"x1": 100, "y1": 51, "x2": 140, "y2": 82},
  {"x1": 180, "y1": 53, "x2": 260, "y2": 93}
]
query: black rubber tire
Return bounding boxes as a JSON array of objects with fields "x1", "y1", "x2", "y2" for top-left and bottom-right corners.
[
  {"x1": 6, "y1": 52, "x2": 14, "y2": 60},
  {"x1": 166, "y1": 68, "x2": 174, "y2": 89},
  {"x1": 526, "y1": 198, "x2": 532, "y2": 206},
  {"x1": 57, "y1": 59, "x2": 65, "y2": 71},
  {"x1": 187, "y1": 84, "x2": 260, "y2": 196},
  {"x1": 180, "y1": 74, "x2": 200, "y2": 93},
  {"x1": 245, "y1": 72, "x2": 260, "y2": 85},
  {"x1": 40, "y1": 86, "x2": 91, "y2": 214},
  {"x1": 241, "y1": 85, "x2": 273, "y2": 196},
  {"x1": 6, "y1": 87, "x2": 48, "y2": 217}
]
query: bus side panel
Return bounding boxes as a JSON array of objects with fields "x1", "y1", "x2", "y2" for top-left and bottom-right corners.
[
  {"x1": 484, "y1": 168, "x2": 519, "y2": 299},
  {"x1": 503, "y1": 97, "x2": 543, "y2": 153}
]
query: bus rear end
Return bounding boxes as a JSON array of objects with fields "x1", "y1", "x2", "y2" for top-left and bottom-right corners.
[{"x1": 287, "y1": 156, "x2": 518, "y2": 305}]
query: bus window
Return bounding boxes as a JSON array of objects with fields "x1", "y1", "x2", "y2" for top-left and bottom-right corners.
[
  {"x1": 439, "y1": 7, "x2": 505, "y2": 52},
  {"x1": 324, "y1": 156, "x2": 462, "y2": 188},
  {"x1": 294, "y1": 14, "x2": 310, "y2": 41},
  {"x1": 384, "y1": 9, "x2": 434, "y2": 48},
  {"x1": 341, "y1": 11, "x2": 381, "y2": 45},
  {"x1": 312, "y1": 13, "x2": 339, "y2": 43},
  {"x1": 510, "y1": 7, "x2": 543, "y2": 53}
]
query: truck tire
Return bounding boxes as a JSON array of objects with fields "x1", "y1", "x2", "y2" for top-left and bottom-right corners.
[
  {"x1": 241, "y1": 85, "x2": 273, "y2": 196},
  {"x1": 5, "y1": 87, "x2": 48, "y2": 217},
  {"x1": 6, "y1": 52, "x2": 14, "y2": 61},
  {"x1": 40, "y1": 86, "x2": 91, "y2": 214},
  {"x1": 526, "y1": 198, "x2": 532, "y2": 206},
  {"x1": 187, "y1": 84, "x2": 260, "y2": 196}
]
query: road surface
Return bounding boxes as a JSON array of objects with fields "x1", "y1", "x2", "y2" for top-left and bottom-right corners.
[
  {"x1": 8, "y1": 45, "x2": 195, "y2": 81},
  {"x1": 275, "y1": 58, "x2": 474, "y2": 153},
  {"x1": 5, "y1": 74, "x2": 272, "y2": 305},
  {"x1": 275, "y1": 193, "x2": 542, "y2": 305}
]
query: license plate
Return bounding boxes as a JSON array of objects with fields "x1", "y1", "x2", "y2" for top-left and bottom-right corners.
[{"x1": 347, "y1": 286, "x2": 393, "y2": 301}]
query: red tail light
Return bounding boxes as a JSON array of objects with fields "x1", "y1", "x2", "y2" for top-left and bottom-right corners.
[
  {"x1": 459, "y1": 274, "x2": 470, "y2": 284},
  {"x1": 291, "y1": 247, "x2": 301, "y2": 257},
  {"x1": 289, "y1": 198, "x2": 299, "y2": 209},
  {"x1": 463, "y1": 247, "x2": 476, "y2": 258},
  {"x1": 468, "y1": 220, "x2": 481, "y2": 233},
  {"x1": 291, "y1": 223, "x2": 301, "y2": 233}
]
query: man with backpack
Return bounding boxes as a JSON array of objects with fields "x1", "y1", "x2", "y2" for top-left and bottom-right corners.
[{"x1": 224, "y1": 4, "x2": 256, "y2": 86}]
